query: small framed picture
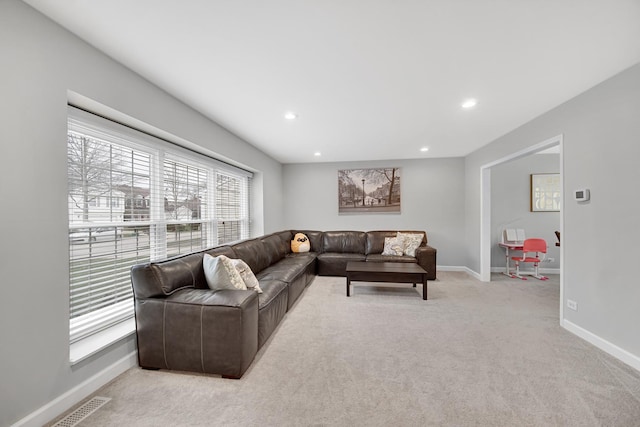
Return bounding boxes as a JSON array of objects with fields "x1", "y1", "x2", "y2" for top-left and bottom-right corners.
[{"x1": 530, "y1": 173, "x2": 561, "y2": 212}]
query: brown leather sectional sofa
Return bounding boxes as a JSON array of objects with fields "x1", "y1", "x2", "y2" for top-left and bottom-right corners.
[{"x1": 130, "y1": 230, "x2": 436, "y2": 378}]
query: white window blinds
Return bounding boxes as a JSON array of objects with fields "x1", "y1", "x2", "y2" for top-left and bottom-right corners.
[{"x1": 67, "y1": 106, "x2": 252, "y2": 343}]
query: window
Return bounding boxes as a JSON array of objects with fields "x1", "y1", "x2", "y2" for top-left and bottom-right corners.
[
  {"x1": 216, "y1": 172, "x2": 249, "y2": 243},
  {"x1": 67, "y1": 106, "x2": 252, "y2": 348}
]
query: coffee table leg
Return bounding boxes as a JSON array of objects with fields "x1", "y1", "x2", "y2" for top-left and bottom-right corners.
[
  {"x1": 422, "y1": 276, "x2": 427, "y2": 300},
  {"x1": 346, "y1": 277, "x2": 351, "y2": 297}
]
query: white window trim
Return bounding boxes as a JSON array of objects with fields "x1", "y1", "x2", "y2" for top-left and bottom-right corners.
[
  {"x1": 70, "y1": 317, "x2": 136, "y2": 365},
  {"x1": 67, "y1": 105, "x2": 252, "y2": 363},
  {"x1": 70, "y1": 300, "x2": 134, "y2": 344}
]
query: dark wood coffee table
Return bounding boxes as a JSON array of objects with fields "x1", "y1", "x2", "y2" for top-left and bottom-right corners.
[{"x1": 346, "y1": 262, "x2": 428, "y2": 300}]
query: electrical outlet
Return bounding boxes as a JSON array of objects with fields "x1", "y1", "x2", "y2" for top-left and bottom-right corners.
[{"x1": 567, "y1": 299, "x2": 578, "y2": 311}]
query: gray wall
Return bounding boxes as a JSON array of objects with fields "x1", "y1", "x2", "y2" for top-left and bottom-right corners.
[
  {"x1": 3, "y1": 0, "x2": 639, "y2": 424},
  {"x1": 282, "y1": 158, "x2": 466, "y2": 267},
  {"x1": 491, "y1": 154, "x2": 560, "y2": 269},
  {"x1": 0, "y1": 1, "x2": 283, "y2": 425},
  {"x1": 465, "y1": 63, "x2": 640, "y2": 362}
]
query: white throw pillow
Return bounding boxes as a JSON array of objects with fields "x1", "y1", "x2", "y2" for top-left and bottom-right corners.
[
  {"x1": 397, "y1": 232, "x2": 423, "y2": 257},
  {"x1": 230, "y1": 258, "x2": 263, "y2": 294},
  {"x1": 381, "y1": 236, "x2": 404, "y2": 256},
  {"x1": 203, "y1": 254, "x2": 247, "y2": 291}
]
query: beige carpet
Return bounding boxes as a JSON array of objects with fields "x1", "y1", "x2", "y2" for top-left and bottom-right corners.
[{"x1": 51, "y1": 272, "x2": 640, "y2": 426}]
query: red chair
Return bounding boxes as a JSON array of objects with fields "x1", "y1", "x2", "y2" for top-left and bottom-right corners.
[{"x1": 511, "y1": 238, "x2": 548, "y2": 280}]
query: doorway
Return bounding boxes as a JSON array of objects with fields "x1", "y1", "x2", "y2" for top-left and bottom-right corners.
[{"x1": 479, "y1": 134, "x2": 564, "y2": 319}]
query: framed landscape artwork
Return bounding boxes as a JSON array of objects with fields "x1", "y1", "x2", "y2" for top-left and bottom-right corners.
[
  {"x1": 338, "y1": 167, "x2": 401, "y2": 214},
  {"x1": 530, "y1": 173, "x2": 561, "y2": 212}
]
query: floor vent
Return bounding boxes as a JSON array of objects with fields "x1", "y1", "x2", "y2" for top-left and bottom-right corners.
[{"x1": 53, "y1": 396, "x2": 111, "y2": 427}]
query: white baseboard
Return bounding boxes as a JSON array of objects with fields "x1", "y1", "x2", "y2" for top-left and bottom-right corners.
[
  {"x1": 437, "y1": 265, "x2": 481, "y2": 280},
  {"x1": 437, "y1": 265, "x2": 467, "y2": 272},
  {"x1": 562, "y1": 319, "x2": 640, "y2": 373},
  {"x1": 13, "y1": 351, "x2": 137, "y2": 427}
]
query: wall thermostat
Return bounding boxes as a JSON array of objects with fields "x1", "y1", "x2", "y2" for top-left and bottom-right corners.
[{"x1": 574, "y1": 189, "x2": 590, "y2": 202}]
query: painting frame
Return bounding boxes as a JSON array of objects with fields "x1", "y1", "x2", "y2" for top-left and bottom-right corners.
[
  {"x1": 530, "y1": 173, "x2": 561, "y2": 212},
  {"x1": 338, "y1": 167, "x2": 401, "y2": 214}
]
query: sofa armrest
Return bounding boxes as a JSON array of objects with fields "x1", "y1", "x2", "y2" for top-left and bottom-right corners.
[
  {"x1": 166, "y1": 288, "x2": 255, "y2": 307},
  {"x1": 415, "y1": 245, "x2": 437, "y2": 280},
  {"x1": 135, "y1": 289, "x2": 258, "y2": 378}
]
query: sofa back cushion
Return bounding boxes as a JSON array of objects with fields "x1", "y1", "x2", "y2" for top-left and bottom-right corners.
[
  {"x1": 232, "y1": 238, "x2": 271, "y2": 274},
  {"x1": 293, "y1": 230, "x2": 324, "y2": 253},
  {"x1": 131, "y1": 252, "x2": 205, "y2": 299},
  {"x1": 204, "y1": 245, "x2": 237, "y2": 260},
  {"x1": 262, "y1": 231, "x2": 291, "y2": 265},
  {"x1": 366, "y1": 230, "x2": 427, "y2": 255},
  {"x1": 322, "y1": 231, "x2": 366, "y2": 254},
  {"x1": 366, "y1": 231, "x2": 400, "y2": 255}
]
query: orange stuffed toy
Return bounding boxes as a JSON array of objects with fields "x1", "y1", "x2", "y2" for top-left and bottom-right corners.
[{"x1": 291, "y1": 233, "x2": 311, "y2": 253}]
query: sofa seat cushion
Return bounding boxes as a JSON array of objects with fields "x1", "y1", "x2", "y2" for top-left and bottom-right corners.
[
  {"x1": 257, "y1": 255, "x2": 316, "y2": 283},
  {"x1": 257, "y1": 267, "x2": 301, "y2": 284},
  {"x1": 281, "y1": 253, "x2": 317, "y2": 267},
  {"x1": 270, "y1": 254, "x2": 316, "y2": 269},
  {"x1": 317, "y1": 252, "x2": 366, "y2": 276},
  {"x1": 318, "y1": 252, "x2": 366, "y2": 261},
  {"x1": 256, "y1": 279, "x2": 288, "y2": 311},
  {"x1": 286, "y1": 251, "x2": 319, "y2": 259},
  {"x1": 365, "y1": 254, "x2": 417, "y2": 264}
]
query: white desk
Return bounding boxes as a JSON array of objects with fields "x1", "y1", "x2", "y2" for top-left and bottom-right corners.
[{"x1": 498, "y1": 242, "x2": 523, "y2": 278}]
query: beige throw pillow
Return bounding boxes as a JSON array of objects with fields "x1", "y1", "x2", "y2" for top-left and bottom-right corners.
[
  {"x1": 203, "y1": 254, "x2": 247, "y2": 291},
  {"x1": 397, "y1": 232, "x2": 423, "y2": 257},
  {"x1": 230, "y1": 258, "x2": 263, "y2": 293},
  {"x1": 381, "y1": 236, "x2": 405, "y2": 256}
]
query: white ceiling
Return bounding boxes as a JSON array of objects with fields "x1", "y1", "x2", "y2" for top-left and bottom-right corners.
[{"x1": 22, "y1": 0, "x2": 640, "y2": 164}]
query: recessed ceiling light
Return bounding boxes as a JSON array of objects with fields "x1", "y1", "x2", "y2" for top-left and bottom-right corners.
[
  {"x1": 462, "y1": 98, "x2": 477, "y2": 109},
  {"x1": 284, "y1": 112, "x2": 298, "y2": 120},
  {"x1": 420, "y1": 147, "x2": 429, "y2": 152},
  {"x1": 314, "y1": 152, "x2": 321, "y2": 157}
]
